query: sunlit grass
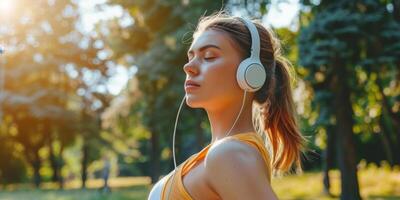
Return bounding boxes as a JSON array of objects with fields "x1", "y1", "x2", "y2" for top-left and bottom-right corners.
[
  {"x1": 2, "y1": 176, "x2": 151, "y2": 191},
  {"x1": 0, "y1": 177, "x2": 152, "y2": 200},
  {"x1": 0, "y1": 186, "x2": 149, "y2": 200},
  {"x1": 272, "y1": 162, "x2": 400, "y2": 200},
  {"x1": 0, "y1": 165, "x2": 399, "y2": 200}
]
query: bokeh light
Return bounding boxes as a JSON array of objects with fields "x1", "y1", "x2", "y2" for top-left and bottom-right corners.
[{"x1": 0, "y1": 0, "x2": 15, "y2": 17}]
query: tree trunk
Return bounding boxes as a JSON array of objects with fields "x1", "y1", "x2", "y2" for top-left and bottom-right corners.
[
  {"x1": 150, "y1": 129, "x2": 160, "y2": 184},
  {"x1": 323, "y1": 125, "x2": 335, "y2": 195},
  {"x1": 48, "y1": 135, "x2": 60, "y2": 183},
  {"x1": 332, "y1": 62, "x2": 362, "y2": 200},
  {"x1": 32, "y1": 150, "x2": 41, "y2": 188},
  {"x1": 379, "y1": 114, "x2": 395, "y2": 165},
  {"x1": 376, "y1": 74, "x2": 400, "y2": 165},
  {"x1": 81, "y1": 141, "x2": 89, "y2": 189},
  {"x1": 48, "y1": 132, "x2": 65, "y2": 189},
  {"x1": 58, "y1": 144, "x2": 65, "y2": 189}
]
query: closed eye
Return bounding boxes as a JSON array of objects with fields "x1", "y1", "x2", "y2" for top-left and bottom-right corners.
[{"x1": 204, "y1": 57, "x2": 216, "y2": 61}]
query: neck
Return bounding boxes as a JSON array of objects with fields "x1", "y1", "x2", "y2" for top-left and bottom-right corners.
[{"x1": 206, "y1": 98, "x2": 255, "y2": 144}]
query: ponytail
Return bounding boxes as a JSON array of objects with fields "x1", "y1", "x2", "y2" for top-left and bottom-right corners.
[{"x1": 255, "y1": 57, "x2": 304, "y2": 173}]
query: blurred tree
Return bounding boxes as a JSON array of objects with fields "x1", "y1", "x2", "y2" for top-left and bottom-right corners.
[
  {"x1": 0, "y1": 0, "x2": 111, "y2": 188},
  {"x1": 299, "y1": 0, "x2": 400, "y2": 199},
  {"x1": 80, "y1": 91, "x2": 112, "y2": 189}
]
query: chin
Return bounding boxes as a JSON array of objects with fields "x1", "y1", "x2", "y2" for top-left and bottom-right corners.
[{"x1": 185, "y1": 94, "x2": 203, "y2": 108}]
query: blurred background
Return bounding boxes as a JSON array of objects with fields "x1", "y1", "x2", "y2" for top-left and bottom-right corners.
[{"x1": 0, "y1": 0, "x2": 399, "y2": 200}]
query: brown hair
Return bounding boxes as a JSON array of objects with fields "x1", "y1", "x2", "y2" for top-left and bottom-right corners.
[{"x1": 194, "y1": 12, "x2": 304, "y2": 173}]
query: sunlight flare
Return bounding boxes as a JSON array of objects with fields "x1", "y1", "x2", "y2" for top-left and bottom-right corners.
[{"x1": 0, "y1": 0, "x2": 15, "y2": 17}]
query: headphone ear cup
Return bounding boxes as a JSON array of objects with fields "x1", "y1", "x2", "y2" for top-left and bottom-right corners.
[{"x1": 236, "y1": 58, "x2": 266, "y2": 92}]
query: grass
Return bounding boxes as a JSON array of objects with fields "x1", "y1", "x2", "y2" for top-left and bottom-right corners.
[
  {"x1": 272, "y1": 162, "x2": 400, "y2": 200},
  {"x1": 0, "y1": 177, "x2": 152, "y2": 200},
  {"x1": 0, "y1": 165, "x2": 399, "y2": 200},
  {"x1": 0, "y1": 186, "x2": 148, "y2": 200}
]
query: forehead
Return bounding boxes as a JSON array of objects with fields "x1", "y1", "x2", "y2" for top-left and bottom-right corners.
[{"x1": 189, "y1": 29, "x2": 234, "y2": 51}]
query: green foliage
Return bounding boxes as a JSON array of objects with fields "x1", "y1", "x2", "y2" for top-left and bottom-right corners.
[{"x1": 299, "y1": 0, "x2": 400, "y2": 162}]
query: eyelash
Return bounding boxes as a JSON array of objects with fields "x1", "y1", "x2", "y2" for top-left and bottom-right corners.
[{"x1": 187, "y1": 56, "x2": 216, "y2": 62}]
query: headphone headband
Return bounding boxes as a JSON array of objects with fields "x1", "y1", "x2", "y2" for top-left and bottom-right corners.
[{"x1": 236, "y1": 17, "x2": 261, "y2": 60}]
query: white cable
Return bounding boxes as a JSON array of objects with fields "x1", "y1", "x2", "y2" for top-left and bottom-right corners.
[
  {"x1": 224, "y1": 90, "x2": 247, "y2": 138},
  {"x1": 172, "y1": 95, "x2": 186, "y2": 169}
]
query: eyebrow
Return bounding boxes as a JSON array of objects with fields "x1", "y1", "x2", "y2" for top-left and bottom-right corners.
[{"x1": 187, "y1": 44, "x2": 221, "y2": 56}]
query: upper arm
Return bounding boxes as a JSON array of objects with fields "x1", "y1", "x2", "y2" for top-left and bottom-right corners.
[{"x1": 204, "y1": 140, "x2": 278, "y2": 200}]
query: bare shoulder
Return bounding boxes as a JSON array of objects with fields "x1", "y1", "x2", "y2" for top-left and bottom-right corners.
[
  {"x1": 205, "y1": 137, "x2": 264, "y2": 176},
  {"x1": 206, "y1": 138, "x2": 260, "y2": 166},
  {"x1": 204, "y1": 137, "x2": 277, "y2": 200}
]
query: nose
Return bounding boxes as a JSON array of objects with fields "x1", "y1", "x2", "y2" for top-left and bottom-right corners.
[{"x1": 183, "y1": 59, "x2": 199, "y2": 76}]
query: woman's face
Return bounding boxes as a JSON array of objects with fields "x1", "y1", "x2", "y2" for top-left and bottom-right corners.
[{"x1": 183, "y1": 29, "x2": 245, "y2": 111}]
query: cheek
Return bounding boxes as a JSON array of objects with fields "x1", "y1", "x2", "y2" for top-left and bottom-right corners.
[
  {"x1": 206, "y1": 60, "x2": 237, "y2": 85},
  {"x1": 204, "y1": 58, "x2": 238, "y2": 87}
]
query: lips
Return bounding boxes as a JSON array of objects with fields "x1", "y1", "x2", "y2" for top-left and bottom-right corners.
[
  {"x1": 185, "y1": 80, "x2": 200, "y2": 91},
  {"x1": 185, "y1": 80, "x2": 200, "y2": 87}
]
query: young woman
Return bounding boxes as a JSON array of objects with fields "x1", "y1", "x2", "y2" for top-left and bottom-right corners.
[{"x1": 148, "y1": 12, "x2": 304, "y2": 200}]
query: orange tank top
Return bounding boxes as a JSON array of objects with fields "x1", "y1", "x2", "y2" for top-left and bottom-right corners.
[{"x1": 160, "y1": 132, "x2": 272, "y2": 200}]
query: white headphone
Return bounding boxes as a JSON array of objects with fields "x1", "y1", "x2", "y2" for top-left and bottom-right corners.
[{"x1": 236, "y1": 17, "x2": 266, "y2": 92}]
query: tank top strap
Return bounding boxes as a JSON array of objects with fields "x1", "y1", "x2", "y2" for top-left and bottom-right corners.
[
  {"x1": 181, "y1": 143, "x2": 212, "y2": 176},
  {"x1": 161, "y1": 158, "x2": 193, "y2": 200},
  {"x1": 161, "y1": 144, "x2": 212, "y2": 200}
]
